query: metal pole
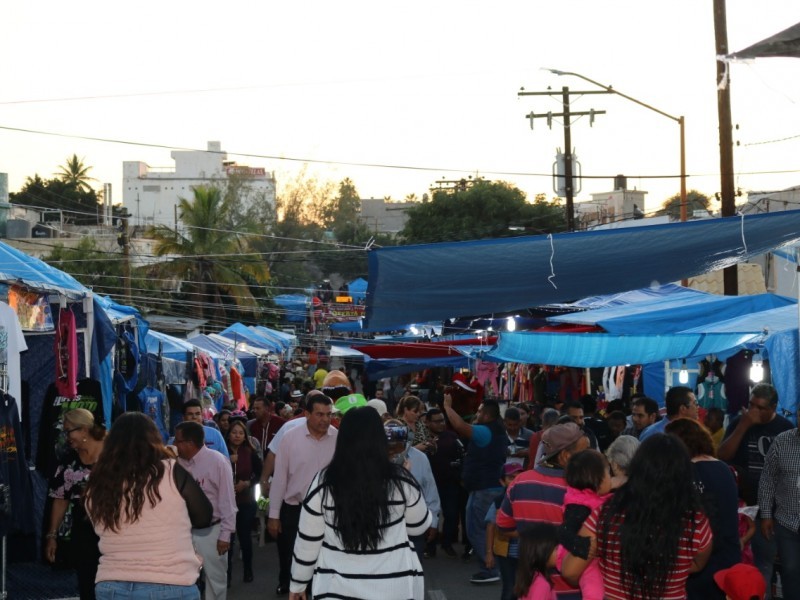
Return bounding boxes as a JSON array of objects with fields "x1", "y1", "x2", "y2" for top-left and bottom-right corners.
[
  {"x1": 562, "y1": 86, "x2": 575, "y2": 232},
  {"x1": 679, "y1": 117, "x2": 687, "y2": 222},
  {"x1": 548, "y1": 70, "x2": 687, "y2": 222}
]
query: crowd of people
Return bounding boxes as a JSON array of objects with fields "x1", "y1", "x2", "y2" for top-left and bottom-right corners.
[{"x1": 42, "y1": 360, "x2": 794, "y2": 600}]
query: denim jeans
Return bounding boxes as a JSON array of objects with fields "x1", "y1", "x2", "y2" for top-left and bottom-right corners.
[
  {"x1": 466, "y1": 487, "x2": 502, "y2": 576},
  {"x1": 96, "y1": 581, "x2": 200, "y2": 600},
  {"x1": 753, "y1": 516, "x2": 778, "y2": 600},
  {"x1": 497, "y1": 555, "x2": 518, "y2": 600},
  {"x1": 775, "y1": 522, "x2": 800, "y2": 599}
]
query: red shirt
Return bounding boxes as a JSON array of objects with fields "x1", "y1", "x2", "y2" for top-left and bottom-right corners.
[
  {"x1": 247, "y1": 415, "x2": 286, "y2": 451},
  {"x1": 584, "y1": 506, "x2": 712, "y2": 600}
]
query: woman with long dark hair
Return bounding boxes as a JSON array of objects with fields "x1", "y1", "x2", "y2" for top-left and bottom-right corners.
[
  {"x1": 225, "y1": 417, "x2": 262, "y2": 584},
  {"x1": 84, "y1": 412, "x2": 212, "y2": 600},
  {"x1": 562, "y1": 433, "x2": 713, "y2": 600},
  {"x1": 289, "y1": 406, "x2": 431, "y2": 600}
]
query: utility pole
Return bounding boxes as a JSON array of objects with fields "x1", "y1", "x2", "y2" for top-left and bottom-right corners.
[
  {"x1": 118, "y1": 211, "x2": 131, "y2": 304},
  {"x1": 714, "y1": 0, "x2": 739, "y2": 296},
  {"x1": 519, "y1": 86, "x2": 606, "y2": 231}
]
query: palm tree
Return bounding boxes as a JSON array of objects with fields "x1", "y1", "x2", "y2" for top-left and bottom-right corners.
[
  {"x1": 148, "y1": 185, "x2": 270, "y2": 322},
  {"x1": 55, "y1": 154, "x2": 95, "y2": 192}
]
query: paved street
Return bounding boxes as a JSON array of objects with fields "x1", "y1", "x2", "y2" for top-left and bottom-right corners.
[{"x1": 227, "y1": 536, "x2": 497, "y2": 600}]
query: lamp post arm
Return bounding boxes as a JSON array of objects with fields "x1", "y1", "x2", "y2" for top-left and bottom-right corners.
[{"x1": 546, "y1": 69, "x2": 681, "y2": 124}]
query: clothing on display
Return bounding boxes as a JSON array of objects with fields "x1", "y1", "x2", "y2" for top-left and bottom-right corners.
[
  {"x1": 0, "y1": 301, "x2": 28, "y2": 414},
  {"x1": 137, "y1": 386, "x2": 168, "y2": 442},
  {"x1": 36, "y1": 378, "x2": 104, "y2": 478},
  {"x1": 696, "y1": 356, "x2": 726, "y2": 411},
  {"x1": 0, "y1": 393, "x2": 35, "y2": 536},
  {"x1": 54, "y1": 308, "x2": 79, "y2": 398}
]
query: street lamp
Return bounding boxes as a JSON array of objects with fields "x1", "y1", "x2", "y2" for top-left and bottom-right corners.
[{"x1": 546, "y1": 69, "x2": 688, "y2": 222}]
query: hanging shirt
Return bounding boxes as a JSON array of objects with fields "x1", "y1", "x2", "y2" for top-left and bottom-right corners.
[
  {"x1": 36, "y1": 378, "x2": 104, "y2": 478},
  {"x1": 0, "y1": 394, "x2": 35, "y2": 535},
  {"x1": 0, "y1": 301, "x2": 28, "y2": 415},
  {"x1": 54, "y1": 307, "x2": 79, "y2": 398},
  {"x1": 138, "y1": 386, "x2": 168, "y2": 442}
]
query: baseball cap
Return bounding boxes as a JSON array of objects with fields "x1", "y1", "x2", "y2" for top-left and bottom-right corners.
[
  {"x1": 539, "y1": 422, "x2": 585, "y2": 463},
  {"x1": 366, "y1": 399, "x2": 389, "y2": 416},
  {"x1": 713, "y1": 563, "x2": 765, "y2": 600},
  {"x1": 503, "y1": 462, "x2": 524, "y2": 476},
  {"x1": 334, "y1": 393, "x2": 367, "y2": 415}
]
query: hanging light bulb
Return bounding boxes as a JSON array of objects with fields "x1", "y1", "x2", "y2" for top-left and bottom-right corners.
[
  {"x1": 678, "y1": 359, "x2": 689, "y2": 384},
  {"x1": 750, "y1": 350, "x2": 764, "y2": 383},
  {"x1": 506, "y1": 317, "x2": 516, "y2": 332}
]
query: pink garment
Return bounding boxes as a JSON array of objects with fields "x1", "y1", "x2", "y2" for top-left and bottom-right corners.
[
  {"x1": 520, "y1": 572, "x2": 557, "y2": 600},
  {"x1": 476, "y1": 360, "x2": 501, "y2": 396},
  {"x1": 556, "y1": 486, "x2": 611, "y2": 600},
  {"x1": 54, "y1": 308, "x2": 78, "y2": 397},
  {"x1": 93, "y1": 460, "x2": 202, "y2": 585}
]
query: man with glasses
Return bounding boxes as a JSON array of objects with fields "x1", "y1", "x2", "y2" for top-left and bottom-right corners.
[
  {"x1": 639, "y1": 386, "x2": 699, "y2": 442},
  {"x1": 718, "y1": 383, "x2": 792, "y2": 598},
  {"x1": 174, "y1": 421, "x2": 237, "y2": 600}
]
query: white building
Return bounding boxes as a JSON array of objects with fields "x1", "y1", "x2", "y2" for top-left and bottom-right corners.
[{"x1": 122, "y1": 141, "x2": 276, "y2": 227}]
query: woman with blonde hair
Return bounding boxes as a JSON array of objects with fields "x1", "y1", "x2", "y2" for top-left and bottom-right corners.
[
  {"x1": 84, "y1": 411, "x2": 212, "y2": 600},
  {"x1": 45, "y1": 408, "x2": 106, "y2": 599}
]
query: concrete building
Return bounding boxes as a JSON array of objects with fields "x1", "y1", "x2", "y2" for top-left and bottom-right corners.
[
  {"x1": 575, "y1": 176, "x2": 648, "y2": 230},
  {"x1": 737, "y1": 185, "x2": 800, "y2": 297},
  {"x1": 359, "y1": 198, "x2": 415, "y2": 236},
  {"x1": 122, "y1": 141, "x2": 276, "y2": 227}
]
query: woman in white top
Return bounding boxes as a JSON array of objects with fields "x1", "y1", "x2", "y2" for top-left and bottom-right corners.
[{"x1": 290, "y1": 406, "x2": 431, "y2": 600}]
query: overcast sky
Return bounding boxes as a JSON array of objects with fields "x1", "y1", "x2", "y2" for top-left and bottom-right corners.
[{"x1": 2, "y1": 0, "x2": 800, "y2": 217}]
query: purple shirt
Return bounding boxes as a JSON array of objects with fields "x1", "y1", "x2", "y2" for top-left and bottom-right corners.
[
  {"x1": 268, "y1": 423, "x2": 338, "y2": 519},
  {"x1": 178, "y1": 445, "x2": 237, "y2": 542}
]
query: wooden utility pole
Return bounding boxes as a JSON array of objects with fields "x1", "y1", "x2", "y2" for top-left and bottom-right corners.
[
  {"x1": 714, "y1": 0, "x2": 739, "y2": 296},
  {"x1": 519, "y1": 86, "x2": 606, "y2": 231},
  {"x1": 118, "y1": 212, "x2": 131, "y2": 304}
]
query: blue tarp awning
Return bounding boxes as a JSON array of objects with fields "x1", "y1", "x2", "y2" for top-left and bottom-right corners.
[
  {"x1": 250, "y1": 325, "x2": 295, "y2": 349},
  {"x1": 365, "y1": 211, "x2": 800, "y2": 330},
  {"x1": 482, "y1": 331, "x2": 759, "y2": 368},
  {"x1": 0, "y1": 241, "x2": 89, "y2": 299},
  {"x1": 219, "y1": 323, "x2": 283, "y2": 352},
  {"x1": 549, "y1": 292, "x2": 796, "y2": 334},
  {"x1": 274, "y1": 294, "x2": 309, "y2": 323},
  {"x1": 348, "y1": 277, "x2": 368, "y2": 303},
  {"x1": 145, "y1": 329, "x2": 195, "y2": 361}
]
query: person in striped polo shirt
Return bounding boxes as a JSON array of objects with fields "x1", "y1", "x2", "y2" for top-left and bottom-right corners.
[{"x1": 496, "y1": 422, "x2": 588, "y2": 600}]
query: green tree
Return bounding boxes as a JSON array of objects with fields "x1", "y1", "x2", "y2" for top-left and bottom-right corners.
[
  {"x1": 10, "y1": 174, "x2": 103, "y2": 225},
  {"x1": 400, "y1": 180, "x2": 567, "y2": 244},
  {"x1": 42, "y1": 237, "x2": 123, "y2": 295},
  {"x1": 55, "y1": 154, "x2": 95, "y2": 193},
  {"x1": 147, "y1": 185, "x2": 270, "y2": 323},
  {"x1": 657, "y1": 189, "x2": 713, "y2": 219}
]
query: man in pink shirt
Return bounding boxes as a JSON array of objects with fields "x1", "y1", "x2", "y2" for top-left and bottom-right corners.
[
  {"x1": 268, "y1": 394, "x2": 337, "y2": 596},
  {"x1": 175, "y1": 421, "x2": 237, "y2": 600}
]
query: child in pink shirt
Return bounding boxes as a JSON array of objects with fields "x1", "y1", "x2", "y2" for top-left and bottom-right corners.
[
  {"x1": 557, "y1": 449, "x2": 613, "y2": 600},
  {"x1": 515, "y1": 523, "x2": 559, "y2": 600}
]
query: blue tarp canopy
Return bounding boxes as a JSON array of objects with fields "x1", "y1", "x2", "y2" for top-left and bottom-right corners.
[
  {"x1": 549, "y1": 291, "x2": 796, "y2": 334},
  {"x1": 187, "y1": 333, "x2": 258, "y2": 376},
  {"x1": 145, "y1": 329, "x2": 195, "y2": 361},
  {"x1": 0, "y1": 240, "x2": 89, "y2": 299},
  {"x1": 365, "y1": 211, "x2": 800, "y2": 330},
  {"x1": 348, "y1": 277, "x2": 368, "y2": 303},
  {"x1": 219, "y1": 323, "x2": 283, "y2": 352},
  {"x1": 251, "y1": 325, "x2": 295, "y2": 349},
  {"x1": 274, "y1": 294, "x2": 309, "y2": 323},
  {"x1": 484, "y1": 331, "x2": 759, "y2": 368}
]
